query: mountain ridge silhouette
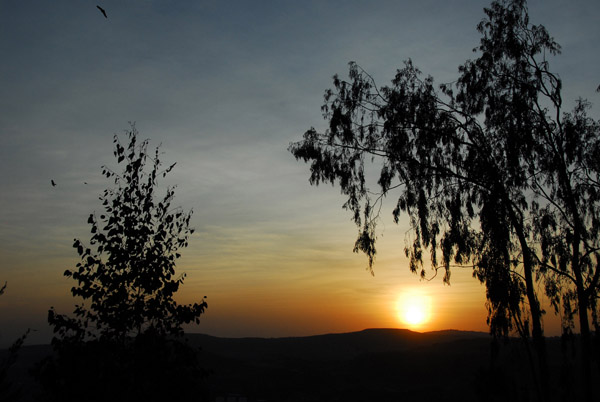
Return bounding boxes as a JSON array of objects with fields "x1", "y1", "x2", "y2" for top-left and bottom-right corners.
[
  {"x1": 188, "y1": 328, "x2": 493, "y2": 401},
  {"x1": 8, "y1": 328, "x2": 569, "y2": 401},
  {"x1": 186, "y1": 327, "x2": 490, "y2": 361}
]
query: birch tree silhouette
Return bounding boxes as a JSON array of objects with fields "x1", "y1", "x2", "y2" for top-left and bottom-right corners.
[{"x1": 37, "y1": 125, "x2": 208, "y2": 402}]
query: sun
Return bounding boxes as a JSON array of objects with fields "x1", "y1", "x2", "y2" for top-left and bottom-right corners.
[{"x1": 396, "y1": 290, "x2": 432, "y2": 329}]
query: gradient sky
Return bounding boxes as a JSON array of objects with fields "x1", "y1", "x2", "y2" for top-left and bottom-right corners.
[{"x1": 1, "y1": 0, "x2": 599, "y2": 347}]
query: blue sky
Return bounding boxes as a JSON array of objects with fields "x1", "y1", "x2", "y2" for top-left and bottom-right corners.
[{"x1": 1, "y1": 0, "x2": 599, "y2": 346}]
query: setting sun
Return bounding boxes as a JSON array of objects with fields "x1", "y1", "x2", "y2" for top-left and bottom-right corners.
[{"x1": 396, "y1": 290, "x2": 432, "y2": 329}]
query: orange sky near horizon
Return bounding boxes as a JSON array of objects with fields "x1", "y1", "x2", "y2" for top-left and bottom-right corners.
[
  {"x1": 0, "y1": 176, "x2": 569, "y2": 347},
  {"x1": 0, "y1": 212, "x2": 493, "y2": 346},
  {"x1": 0, "y1": 192, "x2": 566, "y2": 347}
]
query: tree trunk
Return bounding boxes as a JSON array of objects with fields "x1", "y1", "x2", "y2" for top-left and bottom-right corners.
[
  {"x1": 507, "y1": 201, "x2": 548, "y2": 402},
  {"x1": 522, "y1": 246, "x2": 549, "y2": 402},
  {"x1": 560, "y1": 160, "x2": 593, "y2": 401},
  {"x1": 575, "y1": 269, "x2": 593, "y2": 401}
]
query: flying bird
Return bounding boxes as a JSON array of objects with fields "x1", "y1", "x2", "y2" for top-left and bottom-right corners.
[
  {"x1": 97, "y1": 5, "x2": 108, "y2": 19},
  {"x1": 51, "y1": 180, "x2": 56, "y2": 187}
]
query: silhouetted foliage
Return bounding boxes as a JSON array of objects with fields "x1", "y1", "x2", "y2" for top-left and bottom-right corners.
[
  {"x1": 0, "y1": 333, "x2": 29, "y2": 402},
  {"x1": 36, "y1": 125, "x2": 208, "y2": 402},
  {"x1": 0, "y1": 283, "x2": 30, "y2": 402},
  {"x1": 289, "y1": 0, "x2": 599, "y2": 400}
]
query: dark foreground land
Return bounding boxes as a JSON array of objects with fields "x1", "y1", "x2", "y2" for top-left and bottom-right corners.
[
  {"x1": 2, "y1": 328, "x2": 594, "y2": 401},
  {"x1": 192, "y1": 328, "x2": 492, "y2": 402}
]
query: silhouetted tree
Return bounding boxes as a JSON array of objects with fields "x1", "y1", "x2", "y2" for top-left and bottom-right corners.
[
  {"x1": 289, "y1": 0, "x2": 599, "y2": 400},
  {"x1": 36, "y1": 125, "x2": 208, "y2": 402}
]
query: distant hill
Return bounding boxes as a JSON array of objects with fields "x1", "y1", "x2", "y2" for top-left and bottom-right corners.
[
  {"x1": 187, "y1": 328, "x2": 493, "y2": 402},
  {"x1": 186, "y1": 327, "x2": 490, "y2": 361},
  {"x1": 6, "y1": 329, "x2": 585, "y2": 402}
]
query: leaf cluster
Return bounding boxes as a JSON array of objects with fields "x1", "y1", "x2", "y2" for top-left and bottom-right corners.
[
  {"x1": 38, "y1": 125, "x2": 208, "y2": 400},
  {"x1": 50, "y1": 126, "x2": 205, "y2": 342}
]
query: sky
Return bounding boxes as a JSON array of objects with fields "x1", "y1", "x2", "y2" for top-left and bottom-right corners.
[{"x1": 1, "y1": 0, "x2": 599, "y2": 347}]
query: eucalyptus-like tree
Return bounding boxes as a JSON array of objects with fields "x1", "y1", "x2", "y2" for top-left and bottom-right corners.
[
  {"x1": 37, "y1": 126, "x2": 208, "y2": 402},
  {"x1": 289, "y1": 0, "x2": 599, "y2": 399}
]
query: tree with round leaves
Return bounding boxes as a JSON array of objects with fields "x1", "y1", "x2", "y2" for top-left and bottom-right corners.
[{"x1": 37, "y1": 125, "x2": 208, "y2": 402}]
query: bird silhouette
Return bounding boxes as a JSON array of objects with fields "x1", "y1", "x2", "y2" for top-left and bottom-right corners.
[
  {"x1": 51, "y1": 180, "x2": 56, "y2": 187},
  {"x1": 97, "y1": 5, "x2": 108, "y2": 19}
]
